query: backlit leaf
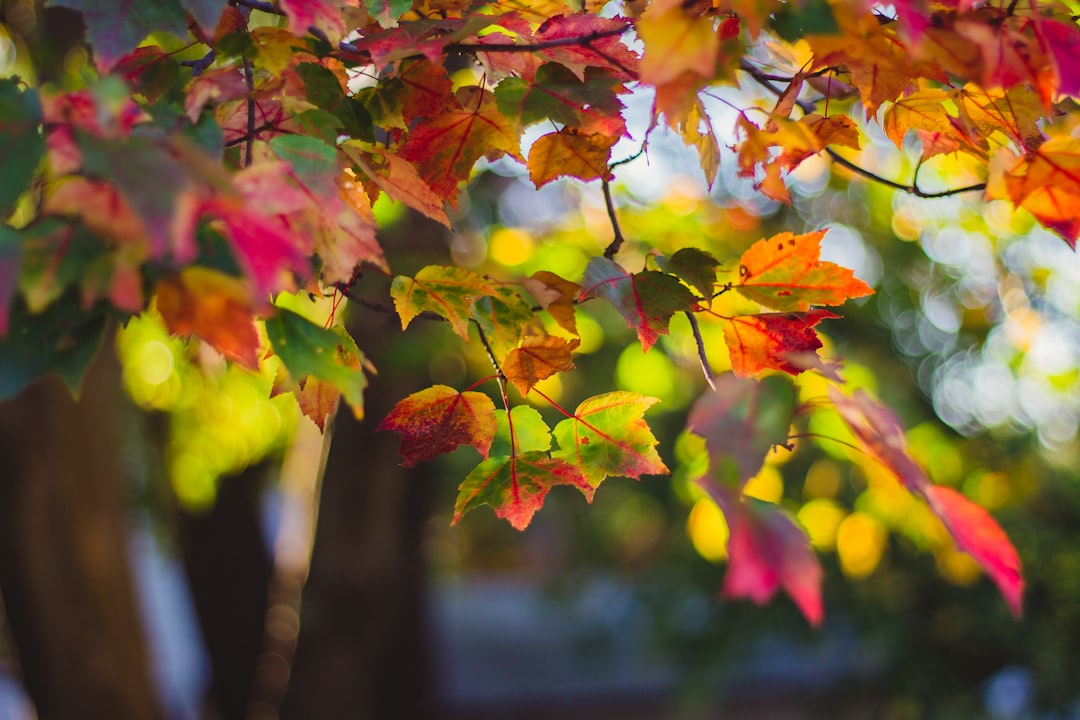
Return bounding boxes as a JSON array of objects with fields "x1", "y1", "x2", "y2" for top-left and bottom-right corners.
[
  {"x1": 390, "y1": 265, "x2": 499, "y2": 340},
  {"x1": 472, "y1": 285, "x2": 543, "y2": 362},
  {"x1": 367, "y1": 0, "x2": 413, "y2": 27},
  {"x1": 655, "y1": 247, "x2": 720, "y2": 302},
  {"x1": 495, "y1": 63, "x2": 627, "y2": 136},
  {"x1": 453, "y1": 451, "x2": 592, "y2": 530},
  {"x1": 527, "y1": 128, "x2": 616, "y2": 188},
  {"x1": 266, "y1": 308, "x2": 369, "y2": 419},
  {"x1": 521, "y1": 270, "x2": 580, "y2": 336},
  {"x1": 378, "y1": 385, "x2": 498, "y2": 466},
  {"x1": 580, "y1": 256, "x2": 697, "y2": 352},
  {"x1": 490, "y1": 405, "x2": 552, "y2": 457},
  {"x1": 343, "y1": 143, "x2": 451, "y2": 227},
  {"x1": 279, "y1": 0, "x2": 348, "y2": 43},
  {"x1": 155, "y1": 267, "x2": 260, "y2": 370},
  {"x1": 552, "y1": 391, "x2": 668, "y2": 485},
  {"x1": 686, "y1": 373, "x2": 796, "y2": 489},
  {"x1": 399, "y1": 88, "x2": 522, "y2": 204},
  {"x1": 503, "y1": 335, "x2": 579, "y2": 396},
  {"x1": 638, "y1": 0, "x2": 720, "y2": 86},
  {"x1": 721, "y1": 310, "x2": 837, "y2": 377},
  {"x1": 735, "y1": 230, "x2": 874, "y2": 312},
  {"x1": 993, "y1": 137, "x2": 1080, "y2": 247},
  {"x1": 712, "y1": 488, "x2": 824, "y2": 626},
  {"x1": 829, "y1": 388, "x2": 1024, "y2": 615}
]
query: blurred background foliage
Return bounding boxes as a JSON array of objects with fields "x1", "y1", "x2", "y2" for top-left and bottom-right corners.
[{"x1": 14, "y1": 3, "x2": 1078, "y2": 714}]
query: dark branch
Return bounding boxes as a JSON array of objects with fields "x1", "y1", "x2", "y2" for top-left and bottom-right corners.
[
  {"x1": 601, "y1": 180, "x2": 625, "y2": 260},
  {"x1": 471, "y1": 319, "x2": 505, "y2": 380},
  {"x1": 825, "y1": 148, "x2": 987, "y2": 198},
  {"x1": 444, "y1": 26, "x2": 629, "y2": 53},
  {"x1": 243, "y1": 59, "x2": 256, "y2": 168},
  {"x1": 230, "y1": 0, "x2": 282, "y2": 14},
  {"x1": 739, "y1": 60, "x2": 987, "y2": 200},
  {"x1": 686, "y1": 311, "x2": 717, "y2": 392}
]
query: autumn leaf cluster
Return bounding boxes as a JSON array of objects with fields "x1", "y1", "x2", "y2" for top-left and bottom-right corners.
[{"x1": 0, "y1": 0, "x2": 1062, "y2": 623}]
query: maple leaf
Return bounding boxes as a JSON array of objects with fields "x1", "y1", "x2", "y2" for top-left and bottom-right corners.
[
  {"x1": 471, "y1": 285, "x2": 543, "y2": 362},
  {"x1": 527, "y1": 128, "x2": 617, "y2": 188},
  {"x1": 378, "y1": 385, "x2": 498, "y2": 466},
  {"x1": 295, "y1": 377, "x2": 342, "y2": 432},
  {"x1": 580, "y1": 256, "x2": 697, "y2": 352},
  {"x1": 503, "y1": 335, "x2": 579, "y2": 396},
  {"x1": 46, "y1": 0, "x2": 189, "y2": 71},
  {"x1": 638, "y1": 0, "x2": 721, "y2": 87},
  {"x1": 551, "y1": 391, "x2": 668, "y2": 485},
  {"x1": 399, "y1": 87, "x2": 523, "y2": 204},
  {"x1": 720, "y1": 309, "x2": 838, "y2": 377},
  {"x1": 991, "y1": 137, "x2": 1080, "y2": 247},
  {"x1": 1040, "y1": 17, "x2": 1080, "y2": 99},
  {"x1": 344, "y1": 145, "x2": 450, "y2": 227},
  {"x1": 453, "y1": 451, "x2": 592, "y2": 531},
  {"x1": 494, "y1": 63, "x2": 628, "y2": 136},
  {"x1": 655, "y1": 248, "x2": 720, "y2": 303},
  {"x1": 185, "y1": 67, "x2": 249, "y2": 123},
  {"x1": 828, "y1": 388, "x2": 1024, "y2": 615},
  {"x1": 367, "y1": 0, "x2": 413, "y2": 27},
  {"x1": 674, "y1": 99, "x2": 721, "y2": 190},
  {"x1": 490, "y1": 405, "x2": 552, "y2": 457},
  {"x1": 390, "y1": 265, "x2": 499, "y2": 340},
  {"x1": 952, "y1": 84, "x2": 1045, "y2": 152},
  {"x1": 712, "y1": 488, "x2": 824, "y2": 626},
  {"x1": 155, "y1": 268, "x2": 260, "y2": 369},
  {"x1": 735, "y1": 230, "x2": 874, "y2": 312},
  {"x1": 265, "y1": 308, "x2": 370, "y2": 420},
  {"x1": 808, "y1": 5, "x2": 917, "y2": 117},
  {"x1": 279, "y1": 0, "x2": 348, "y2": 44},
  {"x1": 520, "y1": 270, "x2": 580, "y2": 335},
  {"x1": 686, "y1": 373, "x2": 796, "y2": 489},
  {"x1": 883, "y1": 88, "x2": 955, "y2": 149},
  {"x1": 528, "y1": 15, "x2": 639, "y2": 81}
]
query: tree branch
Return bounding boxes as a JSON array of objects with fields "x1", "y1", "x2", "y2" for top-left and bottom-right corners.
[
  {"x1": 444, "y1": 26, "x2": 628, "y2": 53},
  {"x1": 685, "y1": 311, "x2": 717, "y2": 392},
  {"x1": 230, "y1": 0, "x2": 282, "y2": 14},
  {"x1": 739, "y1": 60, "x2": 987, "y2": 199},
  {"x1": 601, "y1": 180, "x2": 625, "y2": 260},
  {"x1": 243, "y1": 59, "x2": 256, "y2": 168}
]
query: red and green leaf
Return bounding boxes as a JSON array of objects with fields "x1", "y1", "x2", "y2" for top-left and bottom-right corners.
[
  {"x1": 829, "y1": 388, "x2": 1024, "y2": 616},
  {"x1": 453, "y1": 451, "x2": 592, "y2": 531},
  {"x1": 378, "y1": 385, "x2": 498, "y2": 466},
  {"x1": 580, "y1": 256, "x2": 697, "y2": 352},
  {"x1": 551, "y1": 391, "x2": 668, "y2": 485},
  {"x1": 390, "y1": 265, "x2": 499, "y2": 340},
  {"x1": 686, "y1": 374, "x2": 796, "y2": 489}
]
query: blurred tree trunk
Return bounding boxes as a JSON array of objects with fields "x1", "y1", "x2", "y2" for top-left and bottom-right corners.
[
  {"x1": 0, "y1": 333, "x2": 163, "y2": 720},
  {"x1": 279, "y1": 310, "x2": 435, "y2": 720},
  {"x1": 176, "y1": 462, "x2": 273, "y2": 720}
]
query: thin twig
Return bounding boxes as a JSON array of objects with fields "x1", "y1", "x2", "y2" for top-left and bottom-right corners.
[
  {"x1": 685, "y1": 311, "x2": 717, "y2": 392},
  {"x1": 243, "y1": 58, "x2": 255, "y2": 168},
  {"x1": 610, "y1": 144, "x2": 646, "y2": 169},
  {"x1": 444, "y1": 26, "x2": 628, "y2": 53},
  {"x1": 601, "y1": 180, "x2": 625, "y2": 260},
  {"x1": 230, "y1": 0, "x2": 282, "y2": 14},
  {"x1": 825, "y1": 148, "x2": 986, "y2": 198},
  {"x1": 740, "y1": 60, "x2": 988, "y2": 199}
]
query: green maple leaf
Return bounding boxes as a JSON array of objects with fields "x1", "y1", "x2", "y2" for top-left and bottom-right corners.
[
  {"x1": 471, "y1": 285, "x2": 542, "y2": 362},
  {"x1": 552, "y1": 391, "x2": 668, "y2": 485},
  {"x1": 266, "y1": 309, "x2": 370, "y2": 419},
  {"x1": 580, "y1": 256, "x2": 696, "y2": 352},
  {"x1": 655, "y1": 247, "x2": 720, "y2": 303},
  {"x1": 390, "y1": 265, "x2": 499, "y2": 340}
]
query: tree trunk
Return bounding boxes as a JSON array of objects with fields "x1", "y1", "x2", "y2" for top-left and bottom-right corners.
[
  {"x1": 279, "y1": 317, "x2": 435, "y2": 720},
  {"x1": 176, "y1": 462, "x2": 273, "y2": 720},
  {"x1": 0, "y1": 334, "x2": 163, "y2": 720}
]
